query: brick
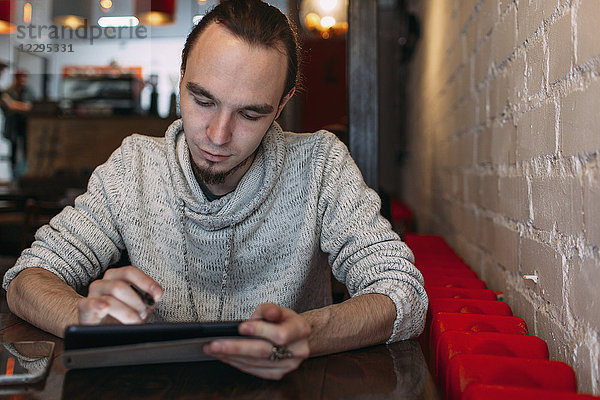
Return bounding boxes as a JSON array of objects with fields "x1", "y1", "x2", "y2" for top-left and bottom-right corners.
[
  {"x1": 570, "y1": 256, "x2": 600, "y2": 332},
  {"x1": 476, "y1": 127, "x2": 492, "y2": 164},
  {"x1": 518, "y1": 0, "x2": 560, "y2": 44},
  {"x1": 509, "y1": 53, "x2": 526, "y2": 107},
  {"x1": 459, "y1": 98, "x2": 477, "y2": 136},
  {"x1": 492, "y1": 6, "x2": 517, "y2": 65},
  {"x1": 548, "y1": 11, "x2": 573, "y2": 84},
  {"x1": 583, "y1": 174, "x2": 600, "y2": 246},
  {"x1": 521, "y1": 237, "x2": 563, "y2": 306},
  {"x1": 465, "y1": 17, "x2": 479, "y2": 58},
  {"x1": 573, "y1": 340, "x2": 593, "y2": 393},
  {"x1": 479, "y1": 215, "x2": 496, "y2": 253},
  {"x1": 489, "y1": 70, "x2": 510, "y2": 118},
  {"x1": 505, "y1": 287, "x2": 536, "y2": 336},
  {"x1": 447, "y1": 45, "x2": 463, "y2": 81},
  {"x1": 456, "y1": 239, "x2": 483, "y2": 273},
  {"x1": 465, "y1": 172, "x2": 480, "y2": 204},
  {"x1": 498, "y1": 175, "x2": 530, "y2": 220},
  {"x1": 459, "y1": 206, "x2": 481, "y2": 244},
  {"x1": 482, "y1": 257, "x2": 509, "y2": 292},
  {"x1": 531, "y1": 175, "x2": 584, "y2": 235},
  {"x1": 490, "y1": 120, "x2": 517, "y2": 165},
  {"x1": 517, "y1": 0, "x2": 547, "y2": 44},
  {"x1": 576, "y1": 0, "x2": 600, "y2": 64},
  {"x1": 477, "y1": 0, "x2": 498, "y2": 40},
  {"x1": 560, "y1": 79, "x2": 600, "y2": 157},
  {"x1": 516, "y1": 99, "x2": 556, "y2": 161},
  {"x1": 475, "y1": 36, "x2": 493, "y2": 87},
  {"x1": 480, "y1": 173, "x2": 499, "y2": 211},
  {"x1": 536, "y1": 307, "x2": 569, "y2": 362},
  {"x1": 458, "y1": 133, "x2": 475, "y2": 167},
  {"x1": 461, "y1": 65, "x2": 473, "y2": 99},
  {"x1": 477, "y1": 85, "x2": 489, "y2": 128},
  {"x1": 492, "y1": 223, "x2": 519, "y2": 273},
  {"x1": 525, "y1": 37, "x2": 546, "y2": 99}
]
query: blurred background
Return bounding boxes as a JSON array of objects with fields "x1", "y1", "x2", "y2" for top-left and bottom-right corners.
[{"x1": 0, "y1": 0, "x2": 416, "y2": 255}]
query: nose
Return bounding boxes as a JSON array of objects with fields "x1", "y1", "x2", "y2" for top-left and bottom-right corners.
[{"x1": 206, "y1": 110, "x2": 232, "y2": 146}]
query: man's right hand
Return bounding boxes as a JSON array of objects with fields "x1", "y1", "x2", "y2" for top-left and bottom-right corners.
[{"x1": 78, "y1": 266, "x2": 163, "y2": 325}]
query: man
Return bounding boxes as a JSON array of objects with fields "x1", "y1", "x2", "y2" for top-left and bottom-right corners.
[
  {"x1": 3, "y1": 0, "x2": 427, "y2": 380},
  {"x1": 1, "y1": 69, "x2": 33, "y2": 178}
]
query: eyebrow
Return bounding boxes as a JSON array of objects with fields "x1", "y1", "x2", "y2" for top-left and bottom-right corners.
[{"x1": 186, "y1": 82, "x2": 275, "y2": 115}]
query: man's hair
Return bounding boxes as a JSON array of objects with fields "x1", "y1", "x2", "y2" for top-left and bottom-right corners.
[{"x1": 181, "y1": 0, "x2": 301, "y2": 98}]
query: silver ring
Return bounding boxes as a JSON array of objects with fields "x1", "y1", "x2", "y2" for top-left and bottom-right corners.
[{"x1": 269, "y1": 345, "x2": 292, "y2": 361}]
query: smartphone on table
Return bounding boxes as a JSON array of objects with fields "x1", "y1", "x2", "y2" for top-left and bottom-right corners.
[{"x1": 0, "y1": 341, "x2": 55, "y2": 385}]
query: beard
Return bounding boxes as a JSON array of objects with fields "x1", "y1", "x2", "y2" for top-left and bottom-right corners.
[{"x1": 190, "y1": 150, "x2": 254, "y2": 186}]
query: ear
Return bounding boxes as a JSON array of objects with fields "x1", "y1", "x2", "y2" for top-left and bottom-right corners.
[{"x1": 274, "y1": 87, "x2": 296, "y2": 120}]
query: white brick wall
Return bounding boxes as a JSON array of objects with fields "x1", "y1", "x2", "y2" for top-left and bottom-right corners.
[{"x1": 403, "y1": 0, "x2": 600, "y2": 393}]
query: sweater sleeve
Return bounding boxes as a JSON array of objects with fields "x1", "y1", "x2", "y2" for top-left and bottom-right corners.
[
  {"x1": 2, "y1": 145, "x2": 128, "y2": 293},
  {"x1": 316, "y1": 133, "x2": 428, "y2": 343}
]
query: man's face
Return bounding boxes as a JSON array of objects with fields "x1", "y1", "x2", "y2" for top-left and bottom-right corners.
[
  {"x1": 179, "y1": 23, "x2": 292, "y2": 193},
  {"x1": 16, "y1": 73, "x2": 27, "y2": 87}
]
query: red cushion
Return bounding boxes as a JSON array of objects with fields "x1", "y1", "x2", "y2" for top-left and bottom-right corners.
[
  {"x1": 426, "y1": 288, "x2": 497, "y2": 301},
  {"x1": 420, "y1": 268, "x2": 478, "y2": 279},
  {"x1": 425, "y1": 277, "x2": 487, "y2": 290},
  {"x1": 436, "y1": 331, "x2": 549, "y2": 390},
  {"x1": 447, "y1": 355, "x2": 576, "y2": 400},
  {"x1": 463, "y1": 384, "x2": 600, "y2": 400},
  {"x1": 428, "y1": 313, "x2": 528, "y2": 366},
  {"x1": 404, "y1": 233, "x2": 456, "y2": 255}
]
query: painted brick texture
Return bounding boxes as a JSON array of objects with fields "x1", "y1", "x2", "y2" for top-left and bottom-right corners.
[{"x1": 403, "y1": 0, "x2": 600, "y2": 393}]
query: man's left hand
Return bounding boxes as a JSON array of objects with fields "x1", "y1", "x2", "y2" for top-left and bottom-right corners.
[{"x1": 203, "y1": 303, "x2": 311, "y2": 380}]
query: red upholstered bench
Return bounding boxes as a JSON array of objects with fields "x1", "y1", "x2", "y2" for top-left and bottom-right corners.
[
  {"x1": 414, "y1": 255, "x2": 470, "y2": 269},
  {"x1": 428, "y1": 313, "x2": 528, "y2": 367},
  {"x1": 446, "y1": 354, "x2": 577, "y2": 400},
  {"x1": 425, "y1": 276, "x2": 487, "y2": 290},
  {"x1": 420, "y1": 268, "x2": 478, "y2": 279},
  {"x1": 463, "y1": 384, "x2": 600, "y2": 400},
  {"x1": 426, "y1": 287, "x2": 498, "y2": 301},
  {"x1": 429, "y1": 298, "x2": 512, "y2": 316},
  {"x1": 436, "y1": 331, "x2": 549, "y2": 392},
  {"x1": 404, "y1": 233, "x2": 455, "y2": 254}
]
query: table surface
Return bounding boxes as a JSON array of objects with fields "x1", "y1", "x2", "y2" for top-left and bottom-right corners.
[{"x1": 0, "y1": 310, "x2": 439, "y2": 399}]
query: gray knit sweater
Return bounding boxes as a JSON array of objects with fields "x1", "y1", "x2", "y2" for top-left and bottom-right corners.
[{"x1": 3, "y1": 120, "x2": 427, "y2": 342}]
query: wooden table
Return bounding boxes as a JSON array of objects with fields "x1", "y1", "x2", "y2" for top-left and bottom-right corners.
[{"x1": 0, "y1": 312, "x2": 439, "y2": 399}]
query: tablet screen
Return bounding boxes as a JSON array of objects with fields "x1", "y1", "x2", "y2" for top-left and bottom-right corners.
[{"x1": 64, "y1": 321, "x2": 242, "y2": 350}]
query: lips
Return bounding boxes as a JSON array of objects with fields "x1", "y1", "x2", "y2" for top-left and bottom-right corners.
[{"x1": 201, "y1": 149, "x2": 231, "y2": 162}]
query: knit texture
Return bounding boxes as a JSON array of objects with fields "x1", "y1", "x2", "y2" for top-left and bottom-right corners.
[{"x1": 3, "y1": 119, "x2": 428, "y2": 342}]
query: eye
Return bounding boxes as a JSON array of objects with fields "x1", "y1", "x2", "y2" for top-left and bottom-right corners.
[
  {"x1": 241, "y1": 112, "x2": 260, "y2": 121},
  {"x1": 193, "y1": 97, "x2": 213, "y2": 107}
]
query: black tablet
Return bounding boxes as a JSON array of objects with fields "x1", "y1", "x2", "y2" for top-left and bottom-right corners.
[
  {"x1": 64, "y1": 320, "x2": 242, "y2": 350},
  {"x1": 62, "y1": 321, "x2": 251, "y2": 369}
]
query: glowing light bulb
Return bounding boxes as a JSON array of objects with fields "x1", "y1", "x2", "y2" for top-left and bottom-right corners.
[
  {"x1": 305, "y1": 12, "x2": 320, "y2": 29},
  {"x1": 100, "y1": 0, "x2": 113, "y2": 10},
  {"x1": 98, "y1": 16, "x2": 139, "y2": 27},
  {"x1": 319, "y1": 0, "x2": 337, "y2": 12},
  {"x1": 23, "y1": 3, "x2": 32, "y2": 24},
  {"x1": 320, "y1": 16, "x2": 336, "y2": 29}
]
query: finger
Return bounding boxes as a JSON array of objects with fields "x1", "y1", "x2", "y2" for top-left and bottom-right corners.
[
  {"x1": 220, "y1": 357, "x2": 298, "y2": 380},
  {"x1": 204, "y1": 338, "x2": 309, "y2": 362},
  {"x1": 249, "y1": 303, "x2": 282, "y2": 322},
  {"x1": 242, "y1": 309, "x2": 310, "y2": 346},
  {"x1": 204, "y1": 338, "x2": 273, "y2": 360},
  {"x1": 78, "y1": 297, "x2": 110, "y2": 324},
  {"x1": 103, "y1": 266, "x2": 163, "y2": 304},
  {"x1": 88, "y1": 279, "x2": 150, "y2": 319},
  {"x1": 94, "y1": 295, "x2": 146, "y2": 324}
]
